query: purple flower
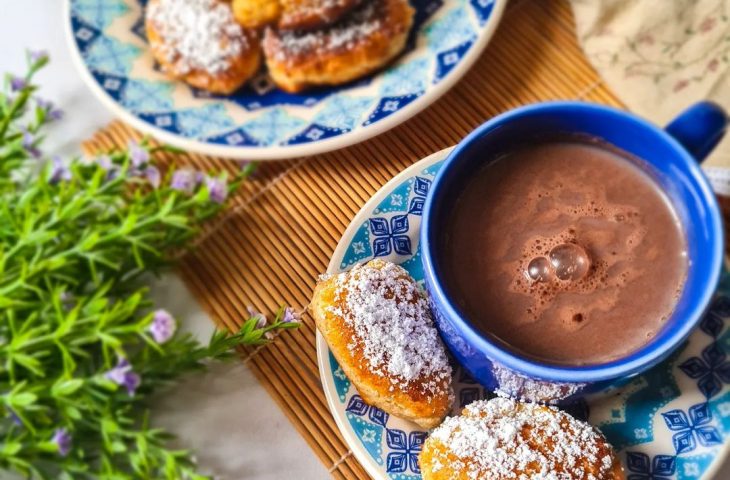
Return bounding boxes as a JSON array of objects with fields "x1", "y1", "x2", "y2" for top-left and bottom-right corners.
[
  {"x1": 29, "y1": 50, "x2": 49, "y2": 64},
  {"x1": 282, "y1": 307, "x2": 300, "y2": 324},
  {"x1": 95, "y1": 155, "x2": 120, "y2": 180},
  {"x1": 10, "y1": 76, "x2": 26, "y2": 92},
  {"x1": 105, "y1": 358, "x2": 141, "y2": 396},
  {"x1": 49, "y1": 156, "x2": 72, "y2": 184},
  {"x1": 247, "y1": 306, "x2": 267, "y2": 328},
  {"x1": 52, "y1": 428, "x2": 72, "y2": 457},
  {"x1": 128, "y1": 141, "x2": 149, "y2": 168},
  {"x1": 96, "y1": 155, "x2": 112, "y2": 170},
  {"x1": 148, "y1": 309, "x2": 176, "y2": 344},
  {"x1": 36, "y1": 98, "x2": 63, "y2": 121},
  {"x1": 205, "y1": 176, "x2": 228, "y2": 204},
  {"x1": 170, "y1": 169, "x2": 196, "y2": 193},
  {"x1": 145, "y1": 166, "x2": 161, "y2": 189},
  {"x1": 21, "y1": 130, "x2": 41, "y2": 158}
]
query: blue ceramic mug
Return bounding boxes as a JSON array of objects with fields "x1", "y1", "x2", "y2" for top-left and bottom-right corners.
[{"x1": 420, "y1": 101, "x2": 728, "y2": 403}]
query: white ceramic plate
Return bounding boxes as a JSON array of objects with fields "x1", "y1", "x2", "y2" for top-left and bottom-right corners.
[
  {"x1": 316, "y1": 148, "x2": 730, "y2": 480},
  {"x1": 64, "y1": 0, "x2": 505, "y2": 160}
]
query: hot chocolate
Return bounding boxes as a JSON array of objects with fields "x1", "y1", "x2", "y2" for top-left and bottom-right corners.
[{"x1": 442, "y1": 140, "x2": 688, "y2": 365}]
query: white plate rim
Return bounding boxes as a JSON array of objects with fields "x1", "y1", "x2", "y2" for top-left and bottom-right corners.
[{"x1": 63, "y1": 0, "x2": 506, "y2": 161}]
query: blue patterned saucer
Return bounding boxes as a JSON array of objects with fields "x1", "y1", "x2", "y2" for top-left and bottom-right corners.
[
  {"x1": 64, "y1": 0, "x2": 505, "y2": 160},
  {"x1": 316, "y1": 148, "x2": 730, "y2": 479}
]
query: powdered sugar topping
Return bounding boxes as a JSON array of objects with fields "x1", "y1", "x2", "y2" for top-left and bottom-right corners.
[
  {"x1": 428, "y1": 398, "x2": 616, "y2": 479},
  {"x1": 267, "y1": 2, "x2": 383, "y2": 64},
  {"x1": 147, "y1": 0, "x2": 247, "y2": 75},
  {"x1": 328, "y1": 261, "x2": 451, "y2": 394}
]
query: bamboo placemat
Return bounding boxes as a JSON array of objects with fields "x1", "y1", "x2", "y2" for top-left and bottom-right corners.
[{"x1": 81, "y1": 1, "x2": 625, "y2": 477}]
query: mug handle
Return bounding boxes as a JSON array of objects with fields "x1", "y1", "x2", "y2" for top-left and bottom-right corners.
[{"x1": 665, "y1": 101, "x2": 728, "y2": 163}]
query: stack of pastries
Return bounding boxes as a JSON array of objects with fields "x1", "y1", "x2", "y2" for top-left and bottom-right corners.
[{"x1": 145, "y1": 0, "x2": 415, "y2": 94}]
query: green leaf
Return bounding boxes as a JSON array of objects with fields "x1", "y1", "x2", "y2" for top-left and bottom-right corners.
[
  {"x1": 9, "y1": 392, "x2": 37, "y2": 407},
  {"x1": 2, "y1": 442, "x2": 22, "y2": 456},
  {"x1": 110, "y1": 441, "x2": 127, "y2": 453},
  {"x1": 11, "y1": 353, "x2": 44, "y2": 376},
  {"x1": 51, "y1": 378, "x2": 83, "y2": 397},
  {"x1": 0, "y1": 57, "x2": 253, "y2": 479},
  {"x1": 120, "y1": 212, "x2": 138, "y2": 235},
  {"x1": 64, "y1": 405, "x2": 82, "y2": 420},
  {"x1": 102, "y1": 418, "x2": 119, "y2": 435},
  {"x1": 36, "y1": 441, "x2": 57, "y2": 453}
]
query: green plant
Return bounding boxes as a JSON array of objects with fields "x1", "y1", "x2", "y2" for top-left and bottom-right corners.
[{"x1": 0, "y1": 52, "x2": 299, "y2": 479}]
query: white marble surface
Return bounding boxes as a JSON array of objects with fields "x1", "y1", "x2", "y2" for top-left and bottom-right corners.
[
  {"x1": 1, "y1": 1, "x2": 728, "y2": 479},
  {"x1": 0, "y1": 2, "x2": 328, "y2": 479},
  {"x1": 149, "y1": 275, "x2": 328, "y2": 480}
]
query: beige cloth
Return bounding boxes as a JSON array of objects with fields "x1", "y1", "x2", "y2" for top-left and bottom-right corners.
[{"x1": 569, "y1": 0, "x2": 730, "y2": 191}]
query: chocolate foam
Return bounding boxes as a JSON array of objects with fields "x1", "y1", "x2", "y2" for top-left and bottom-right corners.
[{"x1": 442, "y1": 140, "x2": 687, "y2": 365}]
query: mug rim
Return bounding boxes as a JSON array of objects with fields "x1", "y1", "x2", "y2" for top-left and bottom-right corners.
[{"x1": 420, "y1": 101, "x2": 724, "y2": 383}]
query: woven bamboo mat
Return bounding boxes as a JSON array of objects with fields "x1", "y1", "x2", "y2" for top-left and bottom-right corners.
[{"x1": 81, "y1": 1, "x2": 625, "y2": 478}]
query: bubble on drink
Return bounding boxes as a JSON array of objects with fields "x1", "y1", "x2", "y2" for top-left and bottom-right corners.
[
  {"x1": 549, "y1": 243, "x2": 590, "y2": 281},
  {"x1": 527, "y1": 256, "x2": 552, "y2": 282}
]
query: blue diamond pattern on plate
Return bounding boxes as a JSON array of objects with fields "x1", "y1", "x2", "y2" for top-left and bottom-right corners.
[
  {"x1": 314, "y1": 96, "x2": 374, "y2": 131},
  {"x1": 679, "y1": 342, "x2": 730, "y2": 399},
  {"x1": 242, "y1": 108, "x2": 306, "y2": 146},
  {"x1": 69, "y1": 0, "x2": 500, "y2": 154},
  {"x1": 470, "y1": 0, "x2": 496, "y2": 25},
  {"x1": 434, "y1": 40, "x2": 475, "y2": 83},
  {"x1": 424, "y1": 8, "x2": 477, "y2": 52},
  {"x1": 408, "y1": 176, "x2": 431, "y2": 216},
  {"x1": 701, "y1": 295, "x2": 729, "y2": 337},
  {"x1": 120, "y1": 79, "x2": 174, "y2": 112},
  {"x1": 321, "y1": 150, "x2": 730, "y2": 480},
  {"x1": 369, "y1": 215, "x2": 412, "y2": 257},
  {"x1": 662, "y1": 403, "x2": 722, "y2": 454},
  {"x1": 346, "y1": 395, "x2": 371, "y2": 417},
  {"x1": 626, "y1": 451, "x2": 676, "y2": 480},
  {"x1": 177, "y1": 104, "x2": 235, "y2": 139},
  {"x1": 71, "y1": 0, "x2": 130, "y2": 30},
  {"x1": 380, "y1": 58, "x2": 431, "y2": 97},
  {"x1": 364, "y1": 94, "x2": 422, "y2": 126},
  {"x1": 285, "y1": 124, "x2": 346, "y2": 145},
  {"x1": 83, "y1": 36, "x2": 140, "y2": 77},
  {"x1": 385, "y1": 429, "x2": 426, "y2": 474}
]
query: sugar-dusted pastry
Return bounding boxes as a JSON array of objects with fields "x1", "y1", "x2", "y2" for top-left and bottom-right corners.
[
  {"x1": 232, "y1": 0, "x2": 282, "y2": 29},
  {"x1": 146, "y1": 0, "x2": 261, "y2": 94},
  {"x1": 420, "y1": 397, "x2": 625, "y2": 480},
  {"x1": 279, "y1": 0, "x2": 363, "y2": 31},
  {"x1": 311, "y1": 260, "x2": 453, "y2": 429},
  {"x1": 262, "y1": 0, "x2": 414, "y2": 93}
]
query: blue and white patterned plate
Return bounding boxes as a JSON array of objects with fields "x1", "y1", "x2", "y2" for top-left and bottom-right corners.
[
  {"x1": 64, "y1": 0, "x2": 505, "y2": 160},
  {"x1": 316, "y1": 148, "x2": 730, "y2": 480}
]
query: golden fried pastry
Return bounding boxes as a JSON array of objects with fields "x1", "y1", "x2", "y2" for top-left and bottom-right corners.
[
  {"x1": 146, "y1": 0, "x2": 261, "y2": 94},
  {"x1": 310, "y1": 260, "x2": 453, "y2": 429},
  {"x1": 279, "y1": 0, "x2": 362, "y2": 31},
  {"x1": 420, "y1": 398, "x2": 625, "y2": 480},
  {"x1": 263, "y1": 0, "x2": 414, "y2": 93},
  {"x1": 232, "y1": 0, "x2": 282, "y2": 29}
]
